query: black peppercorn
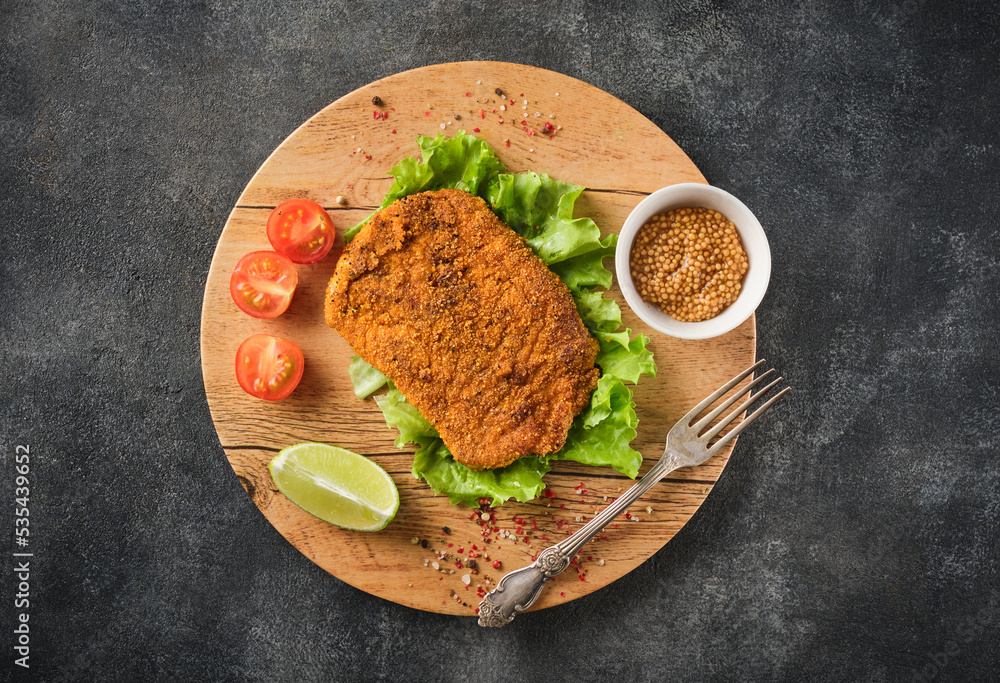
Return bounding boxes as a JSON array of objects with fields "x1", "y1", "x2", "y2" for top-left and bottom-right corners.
[
  {"x1": 468, "y1": 560, "x2": 478, "y2": 570},
  {"x1": 420, "y1": 539, "x2": 429, "y2": 548},
  {"x1": 442, "y1": 526, "x2": 451, "y2": 535},
  {"x1": 372, "y1": 95, "x2": 382, "y2": 106},
  {"x1": 494, "y1": 88, "x2": 504, "y2": 97}
]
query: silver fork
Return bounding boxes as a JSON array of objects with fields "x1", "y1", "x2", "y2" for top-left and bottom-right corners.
[{"x1": 477, "y1": 359, "x2": 789, "y2": 627}]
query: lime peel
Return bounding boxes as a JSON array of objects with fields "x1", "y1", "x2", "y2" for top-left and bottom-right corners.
[{"x1": 269, "y1": 443, "x2": 400, "y2": 531}]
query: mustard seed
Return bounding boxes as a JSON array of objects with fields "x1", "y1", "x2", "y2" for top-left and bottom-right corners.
[{"x1": 628, "y1": 207, "x2": 749, "y2": 322}]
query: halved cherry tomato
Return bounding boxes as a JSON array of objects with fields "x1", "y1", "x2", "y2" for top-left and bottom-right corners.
[
  {"x1": 235, "y1": 334, "x2": 305, "y2": 401},
  {"x1": 230, "y1": 251, "x2": 298, "y2": 319},
  {"x1": 267, "y1": 198, "x2": 337, "y2": 264}
]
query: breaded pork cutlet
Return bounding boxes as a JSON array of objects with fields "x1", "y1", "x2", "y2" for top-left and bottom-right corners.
[{"x1": 325, "y1": 189, "x2": 600, "y2": 470}]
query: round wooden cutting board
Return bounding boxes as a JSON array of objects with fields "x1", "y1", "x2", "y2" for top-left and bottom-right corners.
[{"x1": 200, "y1": 62, "x2": 755, "y2": 616}]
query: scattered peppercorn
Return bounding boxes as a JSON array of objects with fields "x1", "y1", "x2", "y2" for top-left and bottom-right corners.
[
  {"x1": 372, "y1": 96, "x2": 382, "y2": 106},
  {"x1": 442, "y1": 526, "x2": 451, "y2": 535},
  {"x1": 454, "y1": 114, "x2": 462, "y2": 120},
  {"x1": 468, "y1": 560, "x2": 478, "y2": 570},
  {"x1": 421, "y1": 539, "x2": 429, "y2": 548}
]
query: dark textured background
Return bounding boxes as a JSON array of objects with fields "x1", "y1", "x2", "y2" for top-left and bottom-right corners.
[{"x1": 2, "y1": 1, "x2": 998, "y2": 680}]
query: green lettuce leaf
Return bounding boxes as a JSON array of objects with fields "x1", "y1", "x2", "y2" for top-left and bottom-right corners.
[
  {"x1": 549, "y1": 241, "x2": 617, "y2": 291},
  {"x1": 581, "y1": 375, "x2": 620, "y2": 428},
  {"x1": 488, "y1": 172, "x2": 610, "y2": 264},
  {"x1": 348, "y1": 355, "x2": 388, "y2": 399},
  {"x1": 572, "y1": 289, "x2": 622, "y2": 334},
  {"x1": 373, "y1": 387, "x2": 438, "y2": 448},
  {"x1": 553, "y1": 378, "x2": 647, "y2": 473},
  {"x1": 412, "y1": 438, "x2": 550, "y2": 507},
  {"x1": 558, "y1": 377, "x2": 642, "y2": 478},
  {"x1": 344, "y1": 132, "x2": 657, "y2": 506},
  {"x1": 345, "y1": 131, "x2": 504, "y2": 241},
  {"x1": 595, "y1": 331, "x2": 657, "y2": 384}
]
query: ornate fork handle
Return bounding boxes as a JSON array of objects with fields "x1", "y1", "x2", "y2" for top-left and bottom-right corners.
[{"x1": 477, "y1": 451, "x2": 681, "y2": 627}]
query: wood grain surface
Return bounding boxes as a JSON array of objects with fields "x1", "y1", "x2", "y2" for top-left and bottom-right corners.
[{"x1": 200, "y1": 62, "x2": 756, "y2": 616}]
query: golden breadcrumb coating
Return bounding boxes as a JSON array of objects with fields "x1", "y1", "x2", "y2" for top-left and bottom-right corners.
[{"x1": 325, "y1": 189, "x2": 599, "y2": 470}]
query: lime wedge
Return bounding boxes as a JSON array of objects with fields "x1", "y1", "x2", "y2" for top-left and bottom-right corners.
[{"x1": 269, "y1": 443, "x2": 400, "y2": 531}]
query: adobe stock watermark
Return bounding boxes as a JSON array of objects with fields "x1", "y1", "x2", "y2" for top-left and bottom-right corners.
[
  {"x1": 11, "y1": 444, "x2": 33, "y2": 670},
  {"x1": 911, "y1": 589, "x2": 1000, "y2": 682}
]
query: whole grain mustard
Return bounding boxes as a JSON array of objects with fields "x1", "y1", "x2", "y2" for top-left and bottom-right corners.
[{"x1": 629, "y1": 208, "x2": 749, "y2": 323}]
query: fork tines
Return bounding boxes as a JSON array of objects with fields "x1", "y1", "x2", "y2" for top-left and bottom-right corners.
[{"x1": 687, "y1": 359, "x2": 790, "y2": 456}]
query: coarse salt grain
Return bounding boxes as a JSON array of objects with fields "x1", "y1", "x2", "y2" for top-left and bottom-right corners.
[
  {"x1": 462, "y1": 574, "x2": 471, "y2": 585},
  {"x1": 432, "y1": 561, "x2": 440, "y2": 570},
  {"x1": 440, "y1": 123, "x2": 446, "y2": 129}
]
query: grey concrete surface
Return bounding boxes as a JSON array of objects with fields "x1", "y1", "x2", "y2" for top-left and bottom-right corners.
[{"x1": 2, "y1": 1, "x2": 998, "y2": 680}]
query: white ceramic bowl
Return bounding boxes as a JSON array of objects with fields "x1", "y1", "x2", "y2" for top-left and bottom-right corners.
[{"x1": 615, "y1": 183, "x2": 771, "y2": 340}]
